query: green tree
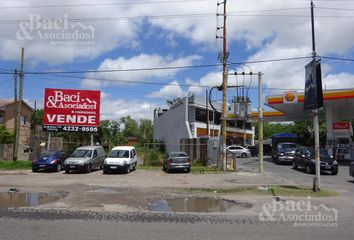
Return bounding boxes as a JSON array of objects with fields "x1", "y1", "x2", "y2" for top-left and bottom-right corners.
[
  {"x1": 0, "y1": 125, "x2": 14, "y2": 144},
  {"x1": 138, "y1": 119, "x2": 153, "y2": 145},
  {"x1": 120, "y1": 116, "x2": 139, "y2": 138}
]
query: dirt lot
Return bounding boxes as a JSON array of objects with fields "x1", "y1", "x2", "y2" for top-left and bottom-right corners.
[{"x1": 0, "y1": 168, "x2": 298, "y2": 214}]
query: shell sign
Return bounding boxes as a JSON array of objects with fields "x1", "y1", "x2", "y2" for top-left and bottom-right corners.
[{"x1": 283, "y1": 91, "x2": 298, "y2": 104}]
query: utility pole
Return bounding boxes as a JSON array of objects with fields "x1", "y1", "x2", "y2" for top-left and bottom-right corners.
[
  {"x1": 311, "y1": 0, "x2": 321, "y2": 191},
  {"x1": 12, "y1": 69, "x2": 18, "y2": 161},
  {"x1": 13, "y1": 48, "x2": 24, "y2": 161},
  {"x1": 217, "y1": 0, "x2": 228, "y2": 171},
  {"x1": 258, "y1": 72, "x2": 264, "y2": 174}
]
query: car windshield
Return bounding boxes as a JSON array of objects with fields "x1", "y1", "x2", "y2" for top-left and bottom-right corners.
[
  {"x1": 40, "y1": 150, "x2": 56, "y2": 157},
  {"x1": 308, "y1": 149, "x2": 331, "y2": 158},
  {"x1": 71, "y1": 149, "x2": 92, "y2": 158},
  {"x1": 169, "y1": 152, "x2": 187, "y2": 157},
  {"x1": 108, "y1": 150, "x2": 129, "y2": 158},
  {"x1": 279, "y1": 143, "x2": 296, "y2": 150}
]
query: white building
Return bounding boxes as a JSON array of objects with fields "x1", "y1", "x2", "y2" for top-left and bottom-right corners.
[{"x1": 153, "y1": 95, "x2": 255, "y2": 153}]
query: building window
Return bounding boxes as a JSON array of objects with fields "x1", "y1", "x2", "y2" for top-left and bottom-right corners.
[
  {"x1": 0, "y1": 113, "x2": 3, "y2": 124},
  {"x1": 195, "y1": 108, "x2": 221, "y2": 125},
  {"x1": 21, "y1": 116, "x2": 28, "y2": 125}
]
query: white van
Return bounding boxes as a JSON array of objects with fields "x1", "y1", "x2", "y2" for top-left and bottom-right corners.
[{"x1": 103, "y1": 146, "x2": 138, "y2": 174}]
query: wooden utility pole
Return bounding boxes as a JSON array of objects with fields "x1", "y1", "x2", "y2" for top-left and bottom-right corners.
[
  {"x1": 13, "y1": 48, "x2": 24, "y2": 161},
  {"x1": 218, "y1": 0, "x2": 228, "y2": 171},
  {"x1": 12, "y1": 69, "x2": 18, "y2": 161},
  {"x1": 258, "y1": 72, "x2": 264, "y2": 174},
  {"x1": 311, "y1": 0, "x2": 321, "y2": 191}
]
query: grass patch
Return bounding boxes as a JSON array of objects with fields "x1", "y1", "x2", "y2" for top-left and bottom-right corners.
[
  {"x1": 187, "y1": 185, "x2": 339, "y2": 197},
  {"x1": 0, "y1": 160, "x2": 32, "y2": 170},
  {"x1": 190, "y1": 164, "x2": 220, "y2": 174},
  {"x1": 137, "y1": 163, "x2": 220, "y2": 174},
  {"x1": 136, "y1": 165, "x2": 161, "y2": 171}
]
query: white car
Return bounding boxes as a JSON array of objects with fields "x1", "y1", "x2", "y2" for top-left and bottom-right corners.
[
  {"x1": 103, "y1": 146, "x2": 138, "y2": 174},
  {"x1": 226, "y1": 145, "x2": 251, "y2": 158}
]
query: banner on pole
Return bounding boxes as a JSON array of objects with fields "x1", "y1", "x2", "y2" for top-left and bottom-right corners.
[{"x1": 304, "y1": 59, "x2": 323, "y2": 111}]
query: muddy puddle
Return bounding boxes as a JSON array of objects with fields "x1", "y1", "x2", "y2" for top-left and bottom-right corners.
[
  {"x1": 0, "y1": 191, "x2": 66, "y2": 208},
  {"x1": 148, "y1": 197, "x2": 250, "y2": 213}
]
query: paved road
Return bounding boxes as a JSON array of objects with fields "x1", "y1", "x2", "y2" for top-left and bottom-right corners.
[
  {"x1": 237, "y1": 156, "x2": 354, "y2": 195},
  {"x1": 0, "y1": 157, "x2": 353, "y2": 239}
]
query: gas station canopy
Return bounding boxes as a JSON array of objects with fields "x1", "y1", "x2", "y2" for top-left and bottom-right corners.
[{"x1": 260, "y1": 88, "x2": 354, "y2": 122}]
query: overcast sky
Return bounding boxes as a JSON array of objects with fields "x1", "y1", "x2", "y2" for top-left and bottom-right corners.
[{"x1": 0, "y1": 0, "x2": 354, "y2": 120}]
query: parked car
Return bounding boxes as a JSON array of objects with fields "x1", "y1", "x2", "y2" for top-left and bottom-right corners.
[
  {"x1": 32, "y1": 150, "x2": 68, "y2": 172},
  {"x1": 63, "y1": 146, "x2": 106, "y2": 173},
  {"x1": 263, "y1": 144, "x2": 272, "y2": 155},
  {"x1": 163, "y1": 152, "x2": 191, "y2": 173},
  {"x1": 226, "y1": 145, "x2": 250, "y2": 158},
  {"x1": 293, "y1": 148, "x2": 338, "y2": 175},
  {"x1": 272, "y1": 142, "x2": 297, "y2": 164},
  {"x1": 102, "y1": 146, "x2": 138, "y2": 174},
  {"x1": 350, "y1": 161, "x2": 354, "y2": 178},
  {"x1": 245, "y1": 146, "x2": 258, "y2": 157},
  {"x1": 244, "y1": 145, "x2": 272, "y2": 156}
]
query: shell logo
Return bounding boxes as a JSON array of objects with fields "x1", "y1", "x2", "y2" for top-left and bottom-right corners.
[
  {"x1": 283, "y1": 91, "x2": 297, "y2": 103},
  {"x1": 285, "y1": 92, "x2": 295, "y2": 102}
]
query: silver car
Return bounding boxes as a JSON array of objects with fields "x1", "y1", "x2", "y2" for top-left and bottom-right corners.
[
  {"x1": 64, "y1": 146, "x2": 106, "y2": 173},
  {"x1": 163, "y1": 152, "x2": 191, "y2": 173},
  {"x1": 226, "y1": 145, "x2": 251, "y2": 158}
]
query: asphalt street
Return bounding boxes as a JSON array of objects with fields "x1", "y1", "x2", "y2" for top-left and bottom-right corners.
[{"x1": 0, "y1": 156, "x2": 353, "y2": 240}]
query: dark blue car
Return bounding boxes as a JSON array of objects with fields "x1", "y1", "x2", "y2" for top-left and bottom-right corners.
[{"x1": 32, "y1": 150, "x2": 68, "y2": 172}]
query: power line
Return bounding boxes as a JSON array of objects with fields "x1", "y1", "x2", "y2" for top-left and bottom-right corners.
[
  {"x1": 0, "y1": 56, "x2": 312, "y2": 75},
  {"x1": 1, "y1": 55, "x2": 353, "y2": 76},
  {"x1": 321, "y1": 56, "x2": 354, "y2": 62},
  {"x1": 2, "y1": 55, "x2": 349, "y2": 76}
]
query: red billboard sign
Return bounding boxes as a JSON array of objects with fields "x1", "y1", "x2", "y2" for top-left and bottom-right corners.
[
  {"x1": 43, "y1": 88, "x2": 100, "y2": 132},
  {"x1": 333, "y1": 122, "x2": 350, "y2": 130}
]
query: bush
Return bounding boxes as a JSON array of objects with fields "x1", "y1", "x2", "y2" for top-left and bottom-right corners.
[{"x1": 146, "y1": 148, "x2": 163, "y2": 166}]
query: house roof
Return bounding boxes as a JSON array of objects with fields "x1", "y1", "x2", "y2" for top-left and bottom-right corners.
[{"x1": 0, "y1": 99, "x2": 34, "y2": 112}]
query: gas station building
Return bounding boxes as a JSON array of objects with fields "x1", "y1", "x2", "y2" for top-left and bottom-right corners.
[{"x1": 260, "y1": 88, "x2": 354, "y2": 161}]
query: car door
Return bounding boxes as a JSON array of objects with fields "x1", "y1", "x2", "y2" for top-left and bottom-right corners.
[
  {"x1": 92, "y1": 149, "x2": 98, "y2": 167},
  {"x1": 298, "y1": 149, "x2": 307, "y2": 168},
  {"x1": 235, "y1": 146, "x2": 243, "y2": 157},
  {"x1": 132, "y1": 149, "x2": 137, "y2": 165}
]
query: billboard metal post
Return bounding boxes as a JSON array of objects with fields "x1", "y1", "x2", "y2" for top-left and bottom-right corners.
[{"x1": 47, "y1": 133, "x2": 51, "y2": 150}]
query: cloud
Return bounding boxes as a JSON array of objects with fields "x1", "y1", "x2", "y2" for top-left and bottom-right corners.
[
  {"x1": 148, "y1": 81, "x2": 184, "y2": 99},
  {"x1": 81, "y1": 53, "x2": 201, "y2": 88},
  {"x1": 323, "y1": 73, "x2": 354, "y2": 90},
  {"x1": 100, "y1": 92, "x2": 156, "y2": 121},
  {"x1": 0, "y1": 1, "x2": 140, "y2": 65}
]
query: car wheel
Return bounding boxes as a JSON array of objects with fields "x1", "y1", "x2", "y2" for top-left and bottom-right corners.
[
  {"x1": 241, "y1": 153, "x2": 247, "y2": 158},
  {"x1": 133, "y1": 162, "x2": 137, "y2": 171},
  {"x1": 103, "y1": 169, "x2": 108, "y2": 174},
  {"x1": 86, "y1": 164, "x2": 92, "y2": 173},
  {"x1": 56, "y1": 163, "x2": 62, "y2": 172},
  {"x1": 32, "y1": 168, "x2": 38, "y2": 173},
  {"x1": 126, "y1": 165, "x2": 130, "y2": 174},
  {"x1": 331, "y1": 171, "x2": 338, "y2": 175},
  {"x1": 186, "y1": 168, "x2": 190, "y2": 173},
  {"x1": 64, "y1": 169, "x2": 70, "y2": 174},
  {"x1": 292, "y1": 160, "x2": 297, "y2": 169}
]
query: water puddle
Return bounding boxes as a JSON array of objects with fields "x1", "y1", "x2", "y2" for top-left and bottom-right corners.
[
  {"x1": 148, "y1": 197, "x2": 249, "y2": 213},
  {"x1": 0, "y1": 191, "x2": 66, "y2": 208}
]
